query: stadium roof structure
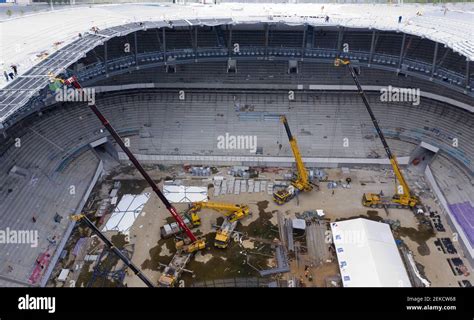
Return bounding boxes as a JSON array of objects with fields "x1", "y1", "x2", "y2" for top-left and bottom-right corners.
[
  {"x1": 0, "y1": 3, "x2": 473, "y2": 126},
  {"x1": 331, "y1": 218, "x2": 411, "y2": 287}
]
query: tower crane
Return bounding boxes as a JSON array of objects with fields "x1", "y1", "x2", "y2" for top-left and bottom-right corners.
[
  {"x1": 273, "y1": 115, "x2": 313, "y2": 204},
  {"x1": 334, "y1": 58, "x2": 420, "y2": 209}
]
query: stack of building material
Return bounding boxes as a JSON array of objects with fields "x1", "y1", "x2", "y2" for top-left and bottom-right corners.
[
  {"x1": 228, "y1": 179, "x2": 235, "y2": 194},
  {"x1": 254, "y1": 181, "x2": 260, "y2": 192},
  {"x1": 191, "y1": 167, "x2": 211, "y2": 176},
  {"x1": 267, "y1": 182, "x2": 274, "y2": 195},
  {"x1": 220, "y1": 181, "x2": 227, "y2": 195},
  {"x1": 234, "y1": 180, "x2": 240, "y2": 195},
  {"x1": 248, "y1": 179, "x2": 254, "y2": 193},
  {"x1": 213, "y1": 180, "x2": 222, "y2": 197},
  {"x1": 240, "y1": 180, "x2": 247, "y2": 193}
]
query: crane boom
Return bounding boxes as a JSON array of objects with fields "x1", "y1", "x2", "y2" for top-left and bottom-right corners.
[
  {"x1": 335, "y1": 58, "x2": 418, "y2": 208},
  {"x1": 71, "y1": 214, "x2": 155, "y2": 287},
  {"x1": 281, "y1": 116, "x2": 312, "y2": 191},
  {"x1": 63, "y1": 76, "x2": 199, "y2": 243},
  {"x1": 191, "y1": 201, "x2": 250, "y2": 222},
  {"x1": 344, "y1": 64, "x2": 411, "y2": 197}
]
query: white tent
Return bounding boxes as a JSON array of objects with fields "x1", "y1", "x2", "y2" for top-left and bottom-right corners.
[
  {"x1": 163, "y1": 185, "x2": 208, "y2": 203},
  {"x1": 331, "y1": 218, "x2": 411, "y2": 287},
  {"x1": 102, "y1": 193, "x2": 150, "y2": 233}
]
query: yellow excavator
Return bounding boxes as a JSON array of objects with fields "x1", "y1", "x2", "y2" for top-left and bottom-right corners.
[
  {"x1": 189, "y1": 201, "x2": 250, "y2": 248},
  {"x1": 335, "y1": 58, "x2": 420, "y2": 209},
  {"x1": 273, "y1": 115, "x2": 313, "y2": 204}
]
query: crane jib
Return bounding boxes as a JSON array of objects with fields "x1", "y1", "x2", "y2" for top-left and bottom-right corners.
[
  {"x1": 347, "y1": 65, "x2": 393, "y2": 160},
  {"x1": 81, "y1": 216, "x2": 155, "y2": 288},
  {"x1": 282, "y1": 117, "x2": 293, "y2": 140},
  {"x1": 69, "y1": 77, "x2": 198, "y2": 244}
]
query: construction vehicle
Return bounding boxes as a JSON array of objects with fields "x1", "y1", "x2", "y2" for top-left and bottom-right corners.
[
  {"x1": 334, "y1": 58, "x2": 420, "y2": 209},
  {"x1": 190, "y1": 201, "x2": 250, "y2": 223},
  {"x1": 214, "y1": 220, "x2": 238, "y2": 249},
  {"x1": 158, "y1": 253, "x2": 192, "y2": 287},
  {"x1": 273, "y1": 116, "x2": 313, "y2": 204},
  {"x1": 71, "y1": 214, "x2": 155, "y2": 287},
  {"x1": 190, "y1": 201, "x2": 250, "y2": 248},
  {"x1": 62, "y1": 75, "x2": 205, "y2": 288},
  {"x1": 186, "y1": 210, "x2": 201, "y2": 226}
]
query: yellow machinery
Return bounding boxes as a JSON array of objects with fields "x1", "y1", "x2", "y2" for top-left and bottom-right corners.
[
  {"x1": 185, "y1": 210, "x2": 201, "y2": 227},
  {"x1": 214, "y1": 219, "x2": 237, "y2": 249},
  {"x1": 273, "y1": 115, "x2": 313, "y2": 204},
  {"x1": 190, "y1": 201, "x2": 250, "y2": 248},
  {"x1": 190, "y1": 201, "x2": 250, "y2": 223},
  {"x1": 335, "y1": 58, "x2": 420, "y2": 209}
]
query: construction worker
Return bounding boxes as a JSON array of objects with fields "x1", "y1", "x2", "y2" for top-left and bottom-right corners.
[{"x1": 11, "y1": 65, "x2": 17, "y2": 76}]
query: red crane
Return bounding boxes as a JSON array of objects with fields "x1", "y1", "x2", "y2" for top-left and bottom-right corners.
[{"x1": 63, "y1": 76, "x2": 202, "y2": 247}]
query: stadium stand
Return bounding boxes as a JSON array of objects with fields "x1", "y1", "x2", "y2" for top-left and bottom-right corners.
[{"x1": 0, "y1": 5, "x2": 472, "y2": 285}]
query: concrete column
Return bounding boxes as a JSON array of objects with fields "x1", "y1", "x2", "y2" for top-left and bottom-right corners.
[
  {"x1": 104, "y1": 41, "x2": 108, "y2": 76},
  {"x1": 264, "y1": 24, "x2": 269, "y2": 58},
  {"x1": 301, "y1": 24, "x2": 307, "y2": 60},
  {"x1": 337, "y1": 27, "x2": 344, "y2": 52},
  {"x1": 431, "y1": 42, "x2": 438, "y2": 78},
  {"x1": 398, "y1": 33, "x2": 406, "y2": 70},
  {"x1": 466, "y1": 60, "x2": 471, "y2": 89},
  {"x1": 194, "y1": 27, "x2": 198, "y2": 61},
  {"x1": 162, "y1": 28, "x2": 167, "y2": 64},
  {"x1": 368, "y1": 30, "x2": 376, "y2": 66},
  {"x1": 228, "y1": 25, "x2": 233, "y2": 57},
  {"x1": 134, "y1": 32, "x2": 138, "y2": 68}
]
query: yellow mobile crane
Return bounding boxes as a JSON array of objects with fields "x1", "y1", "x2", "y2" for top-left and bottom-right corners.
[
  {"x1": 334, "y1": 58, "x2": 419, "y2": 209},
  {"x1": 190, "y1": 201, "x2": 250, "y2": 248},
  {"x1": 273, "y1": 115, "x2": 313, "y2": 204},
  {"x1": 190, "y1": 201, "x2": 250, "y2": 223}
]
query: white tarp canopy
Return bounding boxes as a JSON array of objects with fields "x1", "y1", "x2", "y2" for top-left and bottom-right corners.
[
  {"x1": 331, "y1": 218, "x2": 411, "y2": 287},
  {"x1": 102, "y1": 193, "x2": 150, "y2": 233},
  {"x1": 163, "y1": 185, "x2": 208, "y2": 203}
]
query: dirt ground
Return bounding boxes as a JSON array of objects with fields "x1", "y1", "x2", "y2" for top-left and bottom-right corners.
[{"x1": 78, "y1": 165, "x2": 472, "y2": 287}]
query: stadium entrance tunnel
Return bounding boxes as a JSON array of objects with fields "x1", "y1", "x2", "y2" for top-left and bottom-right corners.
[
  {"x1": 90, "y1": 137, "x2": 119, "y2": 162},
  {"x1": 409, "y1": 141, "x2": 439, "y2": 173}
]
